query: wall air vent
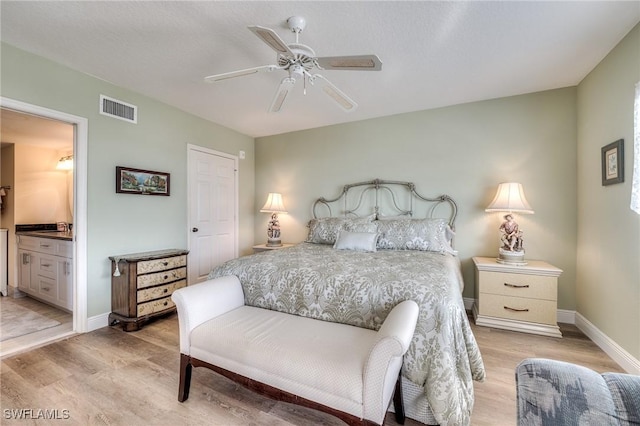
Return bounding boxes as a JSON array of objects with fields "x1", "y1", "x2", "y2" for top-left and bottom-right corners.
[{"x1": 99, "y1": 95, "x2": 137, "y2": 123}]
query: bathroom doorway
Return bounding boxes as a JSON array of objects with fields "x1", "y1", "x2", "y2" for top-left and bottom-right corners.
[{"x1": 0, "y1": 98, "x2": 88, "y2": 357}]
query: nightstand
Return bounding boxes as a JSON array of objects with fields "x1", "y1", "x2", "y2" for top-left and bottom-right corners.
[
  {"x1": 472, "y1": 256, "x2": 562, "y2": 338},
  {"x1": 252, "y1": 243, "x2": 295, "y2": 253}
]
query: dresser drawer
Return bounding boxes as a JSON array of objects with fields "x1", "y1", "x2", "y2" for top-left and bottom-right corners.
[
  {"x1": 137, "y1": 296, "x2": 175, "y2": 317},
  {"x1": 478, "y1": 271, "x2": 557, "y2": 301},
  {"x1": 137, "y1": 280, "x2": 187, "y2": 303},
  {"x1": 479, "y1": 293, "x2": 557, "y2": 325},
  {"x1": 137, "y1": 267, "x2": 187, "y2": 289},
  {"x1": 137, "y1": 255, "x2": 187, "y2": 275}
]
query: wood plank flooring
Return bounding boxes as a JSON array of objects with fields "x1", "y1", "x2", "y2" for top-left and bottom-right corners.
[{"x1": 0, "y1": 314, "x2": 625, "y2": 425}]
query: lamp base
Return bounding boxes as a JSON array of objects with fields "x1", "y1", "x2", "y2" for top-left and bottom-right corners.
[
  {"x1": 497, "y1": 249, "x2": 527, "y2": 266},
  {"x1": 266, "y1": 238, "x2": 282, "y2": 247}
]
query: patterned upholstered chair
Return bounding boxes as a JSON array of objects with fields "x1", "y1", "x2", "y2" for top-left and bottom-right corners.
[{"x1": 516, "y1": 358, "x2": 640, "y2": 425}]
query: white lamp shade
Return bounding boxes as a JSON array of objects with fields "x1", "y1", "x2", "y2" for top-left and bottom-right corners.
[
  {"x1": 260, "y1": 193, "x2": 287, "y2": 213},
  {"x1": 485, "y1": 182, "x2": 534, "y2": 214}
]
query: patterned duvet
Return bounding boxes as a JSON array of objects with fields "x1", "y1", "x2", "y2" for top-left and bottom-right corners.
[{"x1": 208, "y1": 242, "x2": 485, "y2": 425}]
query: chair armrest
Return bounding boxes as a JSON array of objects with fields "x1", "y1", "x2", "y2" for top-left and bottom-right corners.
[
  {"x1": 363, "y1": 300, "x2": 419, "y2": 424},
  {"x1": 171, "y1": 275, "x2": 245, "y2": 354}
]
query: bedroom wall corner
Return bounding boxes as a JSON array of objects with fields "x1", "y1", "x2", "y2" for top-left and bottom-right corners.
[{"x1": 576, "y1": 23, "x2": 640, "y2": 362}]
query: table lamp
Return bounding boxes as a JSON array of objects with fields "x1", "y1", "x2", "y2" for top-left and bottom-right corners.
[
  {"x1": 260, "y1": 192, "x2": 287, "y2": 247},
  {"x1": 485, "y1": 182, "x2": 534, "y2": 265}
]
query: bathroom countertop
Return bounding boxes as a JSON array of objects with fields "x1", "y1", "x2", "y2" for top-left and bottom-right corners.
[{"x1": 16, "y1": 230, "x2": 73, "y2": 241}]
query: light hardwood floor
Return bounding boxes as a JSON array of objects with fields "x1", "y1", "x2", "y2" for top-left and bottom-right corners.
[{"x1": 0, "y1": 314, "x2": 625, "y2": 425}]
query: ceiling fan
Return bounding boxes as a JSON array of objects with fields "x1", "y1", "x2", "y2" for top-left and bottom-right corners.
[{"x1": 204, "y1": 16, "x2": 382, "y2": 113}]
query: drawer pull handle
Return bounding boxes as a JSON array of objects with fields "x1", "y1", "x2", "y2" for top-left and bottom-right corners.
[
  {"x1": 504, "y1": 283, "x2": 529, "y2": 289},
  {"x1": 504, "y1": 306, "x2": 529, "y2": 312},
  {"x1": 163, "y1": 288, "x2": 168, "y2": 293},
  {"x1": 163, "y1": 301, "x2": 168, "y2": 306},
  {"x1": 164, "y1": 275, "x2": 168, "y2": 280},
  {"x1": 40, "y1": 244, "x2": 51, "y2": 248},
  {"x1": 42, "y1": 263, "x2": 52, "y2": 268},
  {"x1": 42, "y1": 287, "x2": 50, "y2": 292},
  {"x1": 163, "y1": 261, "x2": 169, "y2": 266}
]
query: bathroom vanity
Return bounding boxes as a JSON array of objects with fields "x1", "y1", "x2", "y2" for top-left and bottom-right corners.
[{"x1": 16, "y1": 231, "x2": 73, "y2": 311}]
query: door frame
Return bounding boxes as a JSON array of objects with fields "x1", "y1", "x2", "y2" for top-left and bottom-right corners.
[
  {"x1": 1, "y1": 96, "x2": 88, "y2": 333},
  {"x1": 187, "y1": 144, "x2": 239, "y2": 284}
]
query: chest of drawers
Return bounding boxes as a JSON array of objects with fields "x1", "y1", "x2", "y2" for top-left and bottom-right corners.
[
  {"x1": 472, "y1": 256, "x2": 562, "y2": 338},
  {"x1": 109, "y1": 249, "x2": 189, "y2": 331}
]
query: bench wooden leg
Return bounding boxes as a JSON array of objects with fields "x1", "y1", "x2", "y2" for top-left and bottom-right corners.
[
  {"x1": 393, "y1": 370, "x2": 405, "y2": 424},
  {"x1": 178, "y1": 353, "x2": 192, "y2": 402}
]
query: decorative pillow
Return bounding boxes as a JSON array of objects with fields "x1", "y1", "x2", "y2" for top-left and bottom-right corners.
[
  {"x1": 333, "y1": 230, "x2": 378, "y2": 252},
  {"x1": 375, "y1": 218, "x2": 457, "y2": 254},
  {"x1": 306, "y1": 215, "x2": 375, "y2": 245}
]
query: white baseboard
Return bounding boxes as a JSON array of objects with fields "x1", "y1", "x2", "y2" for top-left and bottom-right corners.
[
  {"x1": 87, "y1": 312, "x2": 110, "y2": 332},
  {"x1": 575, "y1": 312, "x2": 640, "y2": 375},
  {"x1": 556, "y1": 309, "x2": 575, "y2": 324},
  {"x1": 463, "y1": 297, "x2": 475, "y2": 311}
]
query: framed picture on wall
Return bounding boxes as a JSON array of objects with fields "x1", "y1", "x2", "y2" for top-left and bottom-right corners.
[
  {"x1": 601, "y1": 139, "x2": 624, "y2": 186},
  {"x1": 116, "y1": 166, "x2": 170, "y2": 196}
]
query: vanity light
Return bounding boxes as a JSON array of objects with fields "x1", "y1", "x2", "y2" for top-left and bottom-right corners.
[{"x1": 56, "y1": 155, "x2": 74, "y2": 170}]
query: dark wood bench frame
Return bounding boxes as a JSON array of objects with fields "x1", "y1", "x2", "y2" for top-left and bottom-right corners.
[{"x1": 178, "y1": 353, "x2": 406, "y2": 426}]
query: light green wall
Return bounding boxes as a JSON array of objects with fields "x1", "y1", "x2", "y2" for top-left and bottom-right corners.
[
  {"x1": 576, "y1": 24, "x2": 640, "y2": 360},
  {"x1": 1, "y1": 43, "x2": 255, "y2": 317},
  {"x1": 256, "y1": 88, "x2": 578, "y2": 307}
]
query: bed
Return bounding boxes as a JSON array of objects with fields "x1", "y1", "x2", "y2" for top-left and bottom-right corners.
[{"x1": 208, "y1": 179, "x2": 485, "y2": 425}]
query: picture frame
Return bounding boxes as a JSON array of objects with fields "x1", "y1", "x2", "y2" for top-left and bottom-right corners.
[
  {"x1": 116, "y1": 166, "x2": 170, "y2": 196},
  {"x1": 601, "y1": 139, "x2": 624, "y2": 186}
]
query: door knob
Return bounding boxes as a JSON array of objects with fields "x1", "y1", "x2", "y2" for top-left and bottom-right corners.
[{"x1": 192, "y1": 227, "x2": 199, "y2": 232}]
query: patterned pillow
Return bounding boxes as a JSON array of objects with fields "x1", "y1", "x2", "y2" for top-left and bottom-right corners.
[
  {"x1": 375, "y1": 218, "x2": 456, "y2": 254},
  {"x1": 306, "y1": 215, "x2": 375, "y2": 244}
]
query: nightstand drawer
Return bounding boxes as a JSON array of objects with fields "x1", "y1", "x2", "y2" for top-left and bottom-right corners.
[
  {"x1": 479, "y1": 294, "x2": 557, "y2": 325},
  {"x1": 478, "y1": 271, "x2": 557, "y2": 301}
]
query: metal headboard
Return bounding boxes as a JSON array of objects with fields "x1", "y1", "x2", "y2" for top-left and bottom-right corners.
[{"x1": 312, "y1": 179, "x2": 458, "y2": 229}]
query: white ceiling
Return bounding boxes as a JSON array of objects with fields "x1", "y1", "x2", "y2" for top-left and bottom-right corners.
[
  {"x1": 1, "y1": 1, "x2": 639, "y2": 138},
  {"x1": 1, "y1": 108, "x2": 74, "y2": 150}
]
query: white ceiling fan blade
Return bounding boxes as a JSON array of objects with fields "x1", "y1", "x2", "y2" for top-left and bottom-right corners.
[
  {"x1": 204, "y1": 65, "x2": 280, "y2": 83},
  {"x1": 313, "y1": 75, "x2": 358, "y2": 112},
  {"x1": 248, "y1": 25, "x2": 294, "y2": 57},
  {"x1": 315, "y1": 55, "x2": 382, "y2": 71},
  {"x1": 269, "y1": 77, "x2": 296, "y2": 113}
]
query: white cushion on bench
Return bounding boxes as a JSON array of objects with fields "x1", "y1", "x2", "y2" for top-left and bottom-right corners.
[{"x1": 190, "y1": 305, "x2": 377, "y2": 418}]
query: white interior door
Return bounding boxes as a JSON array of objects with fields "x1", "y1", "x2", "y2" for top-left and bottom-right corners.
[{"x1": 188, "y1": 145, "x2": 238, "y2": 284}]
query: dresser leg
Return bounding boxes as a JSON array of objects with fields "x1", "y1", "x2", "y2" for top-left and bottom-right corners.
[{"x1": 178, "y1": 353, "x2": 192, "y2": 402}]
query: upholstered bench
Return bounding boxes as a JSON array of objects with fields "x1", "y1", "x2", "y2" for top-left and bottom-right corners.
[
  {"x1": 516, "y1": 358, "x2": 640, "y2": 425},
  {"x1": 172, "y1": 275, "x2": 419, "y2": 426}
]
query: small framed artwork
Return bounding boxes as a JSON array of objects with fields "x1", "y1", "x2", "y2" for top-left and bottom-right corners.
[
  {"x1": 601, "y1": 139, "x2": 624, "y2": 186},
  {"x1": 116, "y1": 166, "x2": 170, "y2": 196}
]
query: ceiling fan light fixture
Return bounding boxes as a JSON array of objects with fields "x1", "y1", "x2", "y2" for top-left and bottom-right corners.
[{"x1": 209, "y1": 17, "x2": 381, "y2": 112}]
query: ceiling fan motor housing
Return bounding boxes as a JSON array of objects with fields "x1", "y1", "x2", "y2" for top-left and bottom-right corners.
[{"x1": 287, "y1": 16, "x2": 306, "y2": 33}]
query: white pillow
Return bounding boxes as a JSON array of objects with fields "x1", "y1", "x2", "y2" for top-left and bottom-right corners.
[{"x1": 333, "y1": 230, "x2": 378, "y2": 252}]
